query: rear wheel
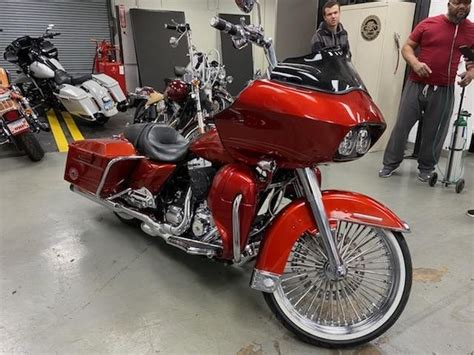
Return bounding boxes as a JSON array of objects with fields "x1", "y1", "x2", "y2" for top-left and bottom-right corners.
[
  {"x1": 114, "y1": 212, "x2": 141, "y2": 227},
  {"x1": 263, "y1": 222, "x2": 412, "y2": 348},
  {"x1": 15, "y1": 132, "x2": 45, "y2": 162},
  {"x1": 95, "y1": 114, "x2": 109, "y2": 126}
]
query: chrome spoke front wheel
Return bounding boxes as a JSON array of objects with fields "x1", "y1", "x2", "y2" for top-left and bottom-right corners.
[{"x1": 266, "y1": 221, "x2": 411, "y2": 346}]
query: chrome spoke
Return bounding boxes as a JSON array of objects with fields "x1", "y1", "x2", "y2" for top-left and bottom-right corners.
[
  {"x1": 292, "y1": 250, "x2": 326, "y2": 266},
  {"x1": 341, "y1": 225, "x2": 372, "y2": 259},
  {"x1": 345, "y1": 243, "x2": 385, "y2": 265}
]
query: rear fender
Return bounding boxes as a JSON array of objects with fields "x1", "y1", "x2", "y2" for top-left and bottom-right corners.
[{"x1": 253, "y1": 190, "x2": 410, "y2": 285}]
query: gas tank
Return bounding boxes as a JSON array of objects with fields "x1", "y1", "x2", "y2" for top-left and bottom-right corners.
[
  {"x1": 165, "y1": 79, "x2": 189, "y2": 103},
  {"x1": 29, "y1": 57, "x2": 64, "y2": 79},
  {"x1": 29, "y1": 61, "x2": 54, "y2": 79}
]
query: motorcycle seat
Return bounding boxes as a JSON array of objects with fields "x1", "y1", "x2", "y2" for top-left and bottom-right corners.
[
  {"x1": 124, "y1": 123, "x2": 189, "y2": 163},
  {"x1": 174, "y1": 66, "x2": 186, "y2": 77},
  {"x1": 54, "y1": 70, "x2": 92, "y2": 86}
]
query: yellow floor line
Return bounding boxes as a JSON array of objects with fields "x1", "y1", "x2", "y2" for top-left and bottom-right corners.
[
  {"x1": 47, "y1": 110, "x2": 69, "y2": 152},
  {"x1": 62, "y1": 112, "x2": 85, "y2": 141}
]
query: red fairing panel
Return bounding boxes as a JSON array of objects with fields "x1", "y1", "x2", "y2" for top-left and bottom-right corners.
[
  {"x1": 214, "y1": 80, "x2": 385, "y2": 168},
  {"x1": 207, "y1": 164, "x2": 259, "y2": 260},
  {"x1": 255, "y1": 190, "x2": 409, "y2": 275},
  {"x1": 190, "y1": 129, "x2": 235, "y2": 164}
]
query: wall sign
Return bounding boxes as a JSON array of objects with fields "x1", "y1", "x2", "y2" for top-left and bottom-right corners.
[{"x1": 361, "y1": 15, "x2": 381, "y2": 41}]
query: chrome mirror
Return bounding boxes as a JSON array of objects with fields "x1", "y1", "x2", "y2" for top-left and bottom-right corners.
[
  {"x1": 235, "y1": 0, "x2": 255, "y2": 13},
  {"x1": 169, "y1": 37, "x2": 179, "y2": 48}
]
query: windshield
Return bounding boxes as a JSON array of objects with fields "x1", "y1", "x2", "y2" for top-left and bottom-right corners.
[{"x1": 270, "y1": 49, "x2": 367, "y2": 94}]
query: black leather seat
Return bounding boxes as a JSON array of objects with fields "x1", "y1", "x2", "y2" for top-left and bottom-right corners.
[
  {"x1": 124, "y1": 123, "x2": 189, "y2": 162},
  {"x1": 54, "y1": 70, "x2": 92, "y2": 86}
]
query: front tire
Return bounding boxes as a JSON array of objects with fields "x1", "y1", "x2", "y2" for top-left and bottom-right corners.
[
  {"x1": 263, "y1": 223, "x2": 412, "y2": 348},
  {"x1": 15, "y1": 132, "x2": 45, "y2": 162}
]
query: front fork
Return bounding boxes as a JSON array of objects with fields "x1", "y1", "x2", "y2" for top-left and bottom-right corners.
[{"x1": 296, "y1": 168, "x2": 347, "y2": 278}]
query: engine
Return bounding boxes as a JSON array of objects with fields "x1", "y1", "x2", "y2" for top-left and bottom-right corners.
[{"x1": 191, "y1": 202, "x2": 215, "y2": 238}]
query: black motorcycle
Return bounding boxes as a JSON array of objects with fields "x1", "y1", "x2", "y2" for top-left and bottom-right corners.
[{"x1": 130, "y1": 21, "x2": 233, "y2": 139}]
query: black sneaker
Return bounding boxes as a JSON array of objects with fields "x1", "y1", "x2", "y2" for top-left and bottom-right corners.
[
  {"x1": 418, "y1": 171, "x2": 433, "y2": 182},
  {"x1": 467, "y1": 209, "x2": 474, "y2": 218},
  {"x1": 379, "y1": 167, "x2": 396, "y2": 178}
]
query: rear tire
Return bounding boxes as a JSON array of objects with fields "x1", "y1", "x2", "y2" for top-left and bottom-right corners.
[
  {"x1": 15, "y1": 132, "x2": 45, "y2": 162},
  {"x1": 95, "y1": 114, "x2": 109, "y2": 126},
  {"x1": 114, "y1": 212, "x2": 141, "y2": 227},
  {"x1": 263, "y1": 225, "x2": 412, "y2": 348}
]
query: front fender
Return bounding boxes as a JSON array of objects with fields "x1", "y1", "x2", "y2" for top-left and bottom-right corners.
[{"x1": 255, "y1": 190, "x2": 409, "y2": 276}]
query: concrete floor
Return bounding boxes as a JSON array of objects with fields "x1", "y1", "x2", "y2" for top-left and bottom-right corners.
[{"x1": 0, "y1": 147, "x2": 473, "y2": 354}]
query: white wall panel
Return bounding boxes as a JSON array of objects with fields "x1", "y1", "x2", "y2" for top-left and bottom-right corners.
[{"x1": 113, "y1": 0, "x2": 278, "y2": 90}]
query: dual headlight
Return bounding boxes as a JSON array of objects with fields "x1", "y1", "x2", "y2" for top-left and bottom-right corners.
[{"x1": 337, "y1": 126, "x2": 372, "y2": 159}]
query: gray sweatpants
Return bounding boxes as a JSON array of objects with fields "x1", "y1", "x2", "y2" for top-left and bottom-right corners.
[{"x1": 383, "y1": 80, "x2": 455, "y2": 173}]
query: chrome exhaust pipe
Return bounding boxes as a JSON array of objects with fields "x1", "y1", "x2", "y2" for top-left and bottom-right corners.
[{"x1": 70, "y1": 185, "x2": 192, "y2": 240}]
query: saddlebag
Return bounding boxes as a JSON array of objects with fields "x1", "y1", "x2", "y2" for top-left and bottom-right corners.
[
  {"x1": 64, "y1": 138, "x2": 141, "y2": 197},
  {"x1": 92, "y1": 73, "x2": 127, "y2": 103},
  {"x1": 56, "y1": 84, "x2": 99, "y2": 119}
]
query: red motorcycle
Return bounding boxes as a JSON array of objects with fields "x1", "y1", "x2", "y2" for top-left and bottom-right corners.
[
  {"x1": 1, "y1": 67, "x2": 47, "y2": 161},
  {"x1": 64, "y1": 1, "x2": 412, "y2": 347}
]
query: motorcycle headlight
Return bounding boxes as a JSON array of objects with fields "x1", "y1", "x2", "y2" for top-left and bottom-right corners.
[
  {"x1": 338, "y1": 130, "x2": 356, "y2": 156},
  {"x1": 356, "y1": 128, "x2": 371, "y2": 155},
  {"x1": 226, "y1": 75, "x2": 234, "y2": 84},
  {"x1": 218, "y1": 72, "x2": 226, "y2": 80},
  {"x1": 334, "y1": 124, "x2": 385, "y2": 162}
]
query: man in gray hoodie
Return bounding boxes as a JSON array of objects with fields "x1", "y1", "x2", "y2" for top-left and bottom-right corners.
[{"x1": 311, "y1": 0, "x2": 351, "y2": 56}]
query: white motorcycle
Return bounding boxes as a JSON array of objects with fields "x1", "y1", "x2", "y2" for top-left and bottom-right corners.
[{"x1": 4, "y1": 25, "x2": 127, "y2": 124}]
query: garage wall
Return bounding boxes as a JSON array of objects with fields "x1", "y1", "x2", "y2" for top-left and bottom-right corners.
[
  {"x1": 408, "y1": 1, "x2": 473, "y2": 148},
  {"x1": 113, "y1": 0, "x2": 278, "y2": 91},
  {"x1": 0, "y1": 0, "x2": 111, "y2": 78}
]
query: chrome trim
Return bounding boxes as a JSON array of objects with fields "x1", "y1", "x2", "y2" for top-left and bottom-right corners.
[
  {"x1": 235, "y1": 242, "x2": 260, "y2": 266},
  {"x1": 250, "y1": 269, "x2": 281, "y2": 293},
  {"x1": 296, "y1": 168, "x2": 346, "y2": 278},
  {"x1": 72, "y1": 185, "x2": 193, "y2": 238},
  {"x1": 167, "y1": 235, "x2": 222, "y2": 257},
  {"x1": 352, "y1": 213, "x2": 383, "y2": 222},
  {"x1": 336, "y1": 218, "x2": 411, "y2": 234},
  {"x1": 232, "y1": 194, "x2": 243, "y2": 263},
  {"x1": 96, "y1": 156, "x2": 145, "y2": 197},
  {"x1": 257, "y1": 160, "x2": 276, "y2": 173}
]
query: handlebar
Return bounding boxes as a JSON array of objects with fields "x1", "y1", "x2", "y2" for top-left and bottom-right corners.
[
  {"x1": 209, "y1": 17, "x2": 240, "y2": 36},
  {"x1": 164, "y1": 23, "x2": 190, "y2": 32},
  {"x1": 210, "y1": 16, "x2": 277, "y2": 71},
  {"x1": 43, "y1": 32, "x2": 60, "y2": 39},
  {"x1": 210, "y1": 17, "x2": 263, "y2": 44}
]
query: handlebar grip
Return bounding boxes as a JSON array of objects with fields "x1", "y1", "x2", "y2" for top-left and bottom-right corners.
[
  {"x1": 210, "y1": 17, "x2": 239, "y2": 36},
  {"x1": 165, "y1": 23, "x2": 190, "y2": 32},
  {"x1": 164, "y1": 24, "x2": 177, "y2": 30}
]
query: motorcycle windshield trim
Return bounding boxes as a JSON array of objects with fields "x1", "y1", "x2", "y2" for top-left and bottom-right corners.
[{"x1": 271, "y1": 49, "x2": 368, "y2": 95}]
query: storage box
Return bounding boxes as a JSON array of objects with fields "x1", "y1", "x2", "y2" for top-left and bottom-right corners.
[
  {"x1": 92, "y1": 73, "x2": 127, "y2": 103},
  {"x1": 64, "y1": 138, "x2": 140, "y2": 197}
]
